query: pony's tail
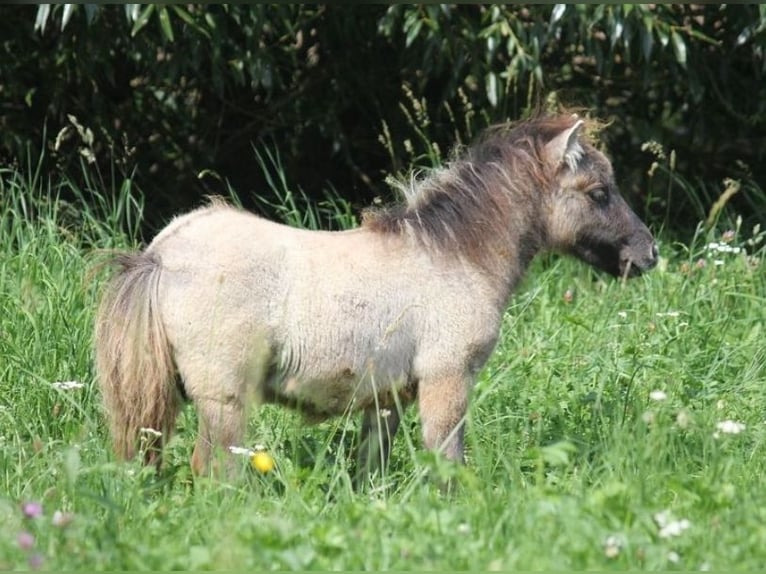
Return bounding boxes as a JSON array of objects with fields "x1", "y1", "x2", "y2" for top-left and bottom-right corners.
[{"x1": 94, "y1": 251, "x2": 179, "y2": 463}]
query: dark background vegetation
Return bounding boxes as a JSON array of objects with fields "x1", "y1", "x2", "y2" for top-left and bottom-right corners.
[{"x1": 1, "y1": 4, "x2": 765, "y2": 236}]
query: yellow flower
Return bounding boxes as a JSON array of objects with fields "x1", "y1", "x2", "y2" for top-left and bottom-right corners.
[{"x1": 250, "y1": 451, "x2": 275, "y2": 474}]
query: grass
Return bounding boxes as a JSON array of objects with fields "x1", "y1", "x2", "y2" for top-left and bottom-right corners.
[{"x1": 1, "y1": 158, "x2": 766, "y2": 571}]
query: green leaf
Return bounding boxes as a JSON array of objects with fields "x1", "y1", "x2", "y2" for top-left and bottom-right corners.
[
  {"x1": 24, "y1": 87, "x2": 36, "y2": 108},
  {"x1": 84, "y1": 4, "x2": 97, "y2": 25},
  {"x1": 656, "y1": 22, "x2": 669, "y2": 47},
  {"x1": 61, "y1": 4, "x2": 74, "y2": 31},
  {"x1": 550, "y1": 4, "x2": 566, "y2": 25},
  {"x1": 641, "y1": 24, "x2": 654, "y2": 61},
  {"x1": 125, "y1": 4, "x2": 139, "y2": 23},
  {"x1": 130, "y1": 4, "x2": 154, "y2": 37},
  {"x1": 158, "y1": 6, "x2": 174, "y2": 42},
  {"x1": 485, "y1": 71, "x2": 498, "y2": 107},
  {"x1": 540, "y1": 441, "x2": 577, "y2": 467},
  {"x1": 34, "y1": 4, "x2": 50, "y2": 34},
  {"x1": 671, "y1": 29, "x2": 687, "y2": 67},
  {"x1": 172, "y1": 5, "x2": 211, "y2": 39},
  {"x1": 405, "y1": 18, "x2": 423, "y2": 48}
]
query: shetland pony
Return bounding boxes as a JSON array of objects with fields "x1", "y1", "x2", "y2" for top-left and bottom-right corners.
[{"x1": 94, "y1": 113, "x2": 658, "y2": 478}]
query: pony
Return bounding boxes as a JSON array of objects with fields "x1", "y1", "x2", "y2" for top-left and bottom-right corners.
[{"x1": 94, "y1": 112, "x2": 658, "y2": 479}]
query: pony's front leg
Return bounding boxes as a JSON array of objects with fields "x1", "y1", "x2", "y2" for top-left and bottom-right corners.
[
  {"x1": 417, "y1": 375, "x2": 469, "y2": 464},
  {"x1": 355, "y1": 404, "x2": 402, "y2": 487}
]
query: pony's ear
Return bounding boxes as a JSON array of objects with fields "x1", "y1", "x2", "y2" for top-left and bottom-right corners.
[{"x1": 545, "y1": 118, "x2": 585, "y2": 172}]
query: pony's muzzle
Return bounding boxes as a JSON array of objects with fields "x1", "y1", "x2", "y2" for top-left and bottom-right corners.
[{"x1": 621, "y1": 240, "x2": 659, "y2": 277}]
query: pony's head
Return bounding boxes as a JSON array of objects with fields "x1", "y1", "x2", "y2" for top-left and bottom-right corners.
[{"x1": 539, "y1": 116, "x2": 658, "y2": 277}]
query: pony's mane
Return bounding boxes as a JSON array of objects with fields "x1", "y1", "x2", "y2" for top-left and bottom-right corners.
[{"x1": 362, "y1": 112, "x2": 602, "y2": 270}]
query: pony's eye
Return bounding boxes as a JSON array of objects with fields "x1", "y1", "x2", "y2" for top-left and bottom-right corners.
[{"x1": 587, "y1": 187, "x2": 609, "y2": 205}]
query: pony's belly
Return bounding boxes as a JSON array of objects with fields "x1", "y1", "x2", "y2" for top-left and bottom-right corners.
[{"x1": 263, "y1": 370, "x2": 406, "y2": 418}]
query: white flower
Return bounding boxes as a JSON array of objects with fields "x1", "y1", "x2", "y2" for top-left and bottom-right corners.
[
  {"x1": 51, "y1": 510, "x2": 74, "y2": 527},
  {"x1": 228, "y1": 444, "x2": 266, "y2": 456},
  {"x1": 139, "y1": 427, "x2": 162, "y2": 437},
  {"x1": 667, "y1": 551, "x2": 680, "y2": 563},
  {"x1": 617, "y1": 311, "x2": 628, "y2": 319},
  {"x1": 713, "y1": 259, "x2": 725, "y2": 266},
  {"x1": 654, "y1": 510, "x2": 691, "y2": 539},
  {"x1": 676, "y1": 409, "x2": 692, "y2": 429},
  {"x1": 706, "y1": 242, "x2": 741, "y2": 254},
  {"x1": 603, "y1": 534, "x2": 623, "y2": 558},
  {"x1": 715, "y1": 420, "x2": 746, "y2": 435},
  {"x1": 653, "y1": 510, "x2": 671, "y2": 527},
  {"x1": 380, "y1": 408, "x2": 392, "y2": 418},
  {"x1": 649, "y1": 390, "x2": 668, "y2": 401},
  {"x1": 51, "y1": 381, "x2": 84, "y2": 391},
  {"x1": 658, "y1": 518, "x2": 691, "y2": 539},
  {"x1": 655, "y1": 311, "x2": 680, "y2": 318}
]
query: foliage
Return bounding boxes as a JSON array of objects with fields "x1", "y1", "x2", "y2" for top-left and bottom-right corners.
[
  {"x1": 1, "y1": 4, "x2": 765, "y2": 235},
  {"x1": 1, "y1": 158, "x2": 766, "y2": 569}
]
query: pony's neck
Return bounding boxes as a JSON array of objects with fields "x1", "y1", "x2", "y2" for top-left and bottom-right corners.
[
  {"x1": 436, "y1": 160, "x2": 549, "y2": 304},
  {"x1": 362, "y1": 156, "x2": 550, "y2": 303}
]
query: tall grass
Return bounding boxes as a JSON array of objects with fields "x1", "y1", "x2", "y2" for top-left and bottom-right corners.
[{"x1": 2, "y1": 140, "x2": 766, "y2": 570}]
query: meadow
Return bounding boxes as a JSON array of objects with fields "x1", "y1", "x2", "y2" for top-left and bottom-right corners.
[{"x1": 1, "y1": 157, "x2": 765, "y2": 571}]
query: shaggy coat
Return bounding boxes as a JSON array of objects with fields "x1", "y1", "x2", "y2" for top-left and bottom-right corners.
[{"x1": 94, "y1": 113, "x2": 658, "y2": 477}]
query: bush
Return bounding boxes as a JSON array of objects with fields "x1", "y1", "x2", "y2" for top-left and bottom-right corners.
[{"x1": 1, "y1": 4, "x2": 764, "y2": 236}]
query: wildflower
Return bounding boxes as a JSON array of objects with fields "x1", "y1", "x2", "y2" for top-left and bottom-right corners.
[
  {"x1": 676, "y1": 409, "x2": 692, "y2": 429},
  {"x1": 641, "y1": 411, "x2": 655, "y2": 425},
  {"x1": 228, "y1": 444, "x2": 266, "y2": 457},
  {"x1": 51, "y1": 380, "x2": 84, "y2": 391},
  {"x1": 17, "y1": 531, "x2": 35, "y2": 550},
  {"x1": 706, "y1": 241, "x2": 741, "y2": 255},
  {"x1": 655, "y1": 311, "x2": 680, "y2": 318},
  {"x1": 695, "y1": 258, "x2": 707, "y2": 269},
  {"x1": 641, "y1": 140, "x2": 666, "y2": 160},
  {"x1": 716, "y1": 400, "x2": 726, "y2": 410},
  {"x1": 713, "y1": 259, "x2": 725, "y2": 266},
  {"x1": 380, "y1": 408, "x2": 392, "y2": 419},
  {"x1": 456, "y1": 523, "x2": 471, "y2": 535},
  {"x1": 139, "y1": 427, "x2": 162, "y2": 438},
  {"x1": 653, "y1": 510, "x2": 671, "y2": 527},
  {"x1": 667, "y1": 551, "x2": 680, "y2": 563},
  {"x1": 228, "y1": 444, "x2": 274, "y2": 472},
  {"x1": 250, "y1": 451, "x2": 275, "y2": 474},
  {"x1": 603, "y1": 534, "x2": 622, "y2": 558},
  {"x1": 617, "y1": 311, "x2": 628, "y2": 319},
  {"x1": 659, "y1": 519, "x2": 691, "y2": 538},
  {"x1": 28, "y1": 554, "x2": 44, "y2": 570},
  {"x1": 649, "y1": 390, "x2": 667, "y2": 401},
  {"x1": 721, "y1": 230, "x2": 735, "y2": 243},
  {"x1": 654, "y1": 510, "x2": 691, "y2": 539},
  {"x1": 715, "y1": 420, "x2": 746, "y2": 435},
  {"x1": 563, "y1": 288, "x2": 574, "y2": 303},
  {"x1": 21, "y1": 501, "x2": 43, "y2": 519},
  {"x1": 52, "y1": 510, "x2": 74, "y2": 528}
]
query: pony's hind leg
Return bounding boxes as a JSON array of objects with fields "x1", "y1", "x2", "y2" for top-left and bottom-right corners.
[
  {"x1": 190, "y1": 395, "x2": 248, "y2": 477},
  {"x1": 181, "y1": 338, "x2": 268, "y2": 477},
  {"x1": 355, "y1": 404, "x2": 402, "y2": 487}
]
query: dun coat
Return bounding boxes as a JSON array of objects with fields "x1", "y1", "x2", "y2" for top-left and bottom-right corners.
[{"x1": 94, "y1": 112, "x2": 658, "y2": 478}]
